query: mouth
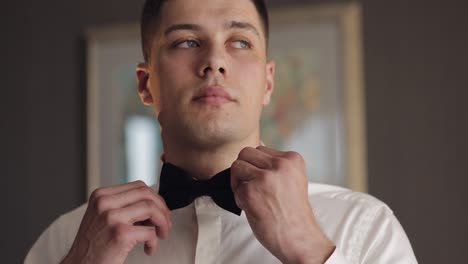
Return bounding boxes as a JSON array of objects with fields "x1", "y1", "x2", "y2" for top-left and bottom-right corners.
[{"x1": 192, "y1": 86, "x2": 234, "y2": 105}]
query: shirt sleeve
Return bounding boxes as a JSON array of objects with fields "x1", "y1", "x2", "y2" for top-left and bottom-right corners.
[
  {"x1": 324, "y1": 248, "x2": 351, "y2": 264},
  {"x1": 324, "y1": 205, "x2": 417, "y2": 264},
  {"x1": 358, "y1": 205, "x2": 418, "y2": 264}
]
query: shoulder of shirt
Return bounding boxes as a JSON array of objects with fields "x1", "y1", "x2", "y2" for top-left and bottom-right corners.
[
  {"x1": 61, "y1": 203, "x2": 88, "y2": 219},
  {"x1": 52, "y1": 203, "x2": 88, "y2": 232},
  {"x1": 307, "y1": 182, "x2": 393, "y2": 214},
  {"x1": 25, "y1": 203, "x2": 88, "y2": 262}
]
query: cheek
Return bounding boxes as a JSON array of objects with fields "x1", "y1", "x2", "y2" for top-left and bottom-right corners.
[
  {"x1": 159, "y1": 53, "x2": 193, "y2": 84},
  {"x1": 157, "y1": 54, "x2": 196, "y2": 105},
  {"x1": 231, "y1": 58, "x2": 266, "y2": 101}
]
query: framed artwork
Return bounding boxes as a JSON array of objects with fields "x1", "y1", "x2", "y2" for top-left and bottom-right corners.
[{"x1": 86, "y1": 3, "x2": 366, "y2": 197}]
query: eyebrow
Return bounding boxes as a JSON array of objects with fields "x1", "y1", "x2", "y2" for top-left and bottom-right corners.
[
  {"x1": 228, "y1": 21, "x2": 260, "y2": 37},
  {"x1": 164, "y1": 24, "x2": 202, "y2": 37},
  {"x1": 163, "y1": 21, "x2": 261, "y2": 38}
]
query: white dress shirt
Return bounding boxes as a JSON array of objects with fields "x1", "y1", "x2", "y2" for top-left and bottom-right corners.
[{"x1": 25, "y1": 183, "x2": 417, "y2": 263}]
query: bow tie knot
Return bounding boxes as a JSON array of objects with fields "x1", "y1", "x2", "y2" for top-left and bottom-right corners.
[{"x1": 190, "y1": 180, "x2": 216, "y2": 199}]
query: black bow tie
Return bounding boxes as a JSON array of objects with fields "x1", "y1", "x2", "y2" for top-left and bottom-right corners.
[{"x1": 158, "y1": 163, "x2": 242, "y2": 215}]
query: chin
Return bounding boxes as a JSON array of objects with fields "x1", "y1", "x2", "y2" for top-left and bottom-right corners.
[
  {"x1": 182, "y1": 119, "x2": 246, "y2": 147},
  {"x1": 197, "y1": 123, "x2": 237, "y2": 142}
]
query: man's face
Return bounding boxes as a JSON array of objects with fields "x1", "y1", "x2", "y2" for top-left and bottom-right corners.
[{"x1": 137, "y1": 0, "x2": 275, "y2": 147}]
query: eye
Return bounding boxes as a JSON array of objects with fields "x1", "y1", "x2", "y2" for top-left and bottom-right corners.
[
  {"x1": 231, "y1": 40, "x2": 251, "y2": 49},
  {"x1": 175, "y1": 39, "x2": 200, "y2": 48}
]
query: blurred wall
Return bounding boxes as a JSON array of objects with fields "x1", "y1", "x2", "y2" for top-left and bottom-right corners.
[{"x1": 3, "y1": 0, "x2": 467, "y2": 263}]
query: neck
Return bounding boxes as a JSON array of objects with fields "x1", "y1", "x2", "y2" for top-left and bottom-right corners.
[{"x1": 162, "y1": 135, "x2": 260, "y2": 180}]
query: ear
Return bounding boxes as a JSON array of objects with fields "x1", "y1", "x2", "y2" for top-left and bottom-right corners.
[
  {"x1": 262, "y1": 60, "x2": 275, "y2": 106},
  {"x1": 136, "y1": 62, "x2": 154, "y2": 105}
]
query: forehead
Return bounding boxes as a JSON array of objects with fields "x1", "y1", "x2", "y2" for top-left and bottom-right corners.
[{"x1": 158, "y1": 0, "x2": 263, "y2": 35}]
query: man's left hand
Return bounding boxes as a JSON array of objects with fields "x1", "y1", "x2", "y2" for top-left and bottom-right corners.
[{"x1": 231, "y1": 146, "x2": 335, "y2": 264}]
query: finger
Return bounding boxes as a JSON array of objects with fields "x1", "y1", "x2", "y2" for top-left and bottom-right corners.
[
  {"x1": 231, "y1": 159, "x2": 264, "y2": 191},
  {"x1": 90, "y1": 180, "x2": 148, "y2": 200},
  {"x1": 258, "y1": 147, "x2": 305, "y2": 168},
  {"x1": 256, "y1": 145, "x2": 285, "y2": 157},
  {"x1": 127, "y1": 200, "x2": 170, "y2": 239},
  {"x1": 256, "y1": 146, "x2": 306, "y2": 170},
  {"x1": 237, "y1": 147, "x2": 274, "y2": 169},
  {"x1": 129, "y1": 225, "x2": 159, "y2": 256},
  {"x1": 232, "y1": 180, "x2": 259, "y2": 212},
  {"x1": 108, "y1": 200, "x2": 170, "y2": 239},
  {"x1": 100, "y1": 186, "x2": 171, "y2": 227},
  {"x1": 154, "y1": 194, "x2": 172, "y2": 229}
]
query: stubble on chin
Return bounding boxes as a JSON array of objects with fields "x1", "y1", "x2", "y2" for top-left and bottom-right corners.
[{"x1": 180, "y1": 115, "x2": 241, "y2": 147}]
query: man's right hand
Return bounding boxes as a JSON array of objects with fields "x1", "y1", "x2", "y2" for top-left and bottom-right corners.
[{"x1": 61, "y1": 181, "x2": 171, "y2": 264}]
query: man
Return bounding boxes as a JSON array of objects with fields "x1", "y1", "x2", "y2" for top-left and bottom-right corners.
[{"x1": 26, "y1": 0, "x2": 417, "y2": 263}]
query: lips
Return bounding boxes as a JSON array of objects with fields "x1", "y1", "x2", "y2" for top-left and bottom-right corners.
[{"x1": 193, "y1": 86, "x2": 234, "y2": 105}]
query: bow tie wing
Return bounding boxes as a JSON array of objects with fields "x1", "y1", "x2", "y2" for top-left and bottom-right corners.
[
  {"x1": 159, "y1": 163, "x2": 195, "y2": 210},
  {"x1": 205, "y1": 169, "x2": 242, "y2": 215}
]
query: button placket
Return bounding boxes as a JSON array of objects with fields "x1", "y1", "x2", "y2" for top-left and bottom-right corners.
[{"x1": 194, "y1": 197, "x2": 222, "y2": 264}]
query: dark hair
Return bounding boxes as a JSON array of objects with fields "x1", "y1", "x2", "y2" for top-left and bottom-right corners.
[{"x1": 140, "y1": 0, "x2": 269, "y2": 62}]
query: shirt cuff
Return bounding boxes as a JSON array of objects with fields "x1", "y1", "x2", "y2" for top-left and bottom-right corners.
[{"x1": 324, "y1": 248, "x2": 350, "y2": 264}]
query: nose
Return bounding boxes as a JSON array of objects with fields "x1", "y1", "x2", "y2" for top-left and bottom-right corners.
[{"x1": 197, "y1": 44, "x2": 228, "y2": 78}]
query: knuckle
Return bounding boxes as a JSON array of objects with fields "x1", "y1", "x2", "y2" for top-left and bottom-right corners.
[
  {"x1": 257, "y1": 169, "x2": 268, "y2": 180},
  {"x1": 133, "y1": 180, "x2": 147, "y2": 187},
  {"x1": 102, "y1": 209, "x2": 118, "y2": 225},
  {"x1": 90, "y1": 188, "x2": 105, "y2": 201},
  {"x1": 156, "y1": 194, "x2": 167, "y2": 206},
  {"x1": 231, "y1": 159, "x2": 242, "y2": 170},
  {"x1": 155, "y1": 193, "x2": 165, "y2": 202},
  {"x1": 111, "y1": 224, "x2": 131, "y2": 244},
  {"x1": 286, "y1": 151, "x2": 303, "y2": 163},
  {"x1": 272, "y1": 157, "x2": 285, "y2": 170},
  {"x1": 238, "y1": 147, "x2": 252, "y2": 158},
  {"x1": 95, "y1": 196, "x2": 110, "y2": 213},
  {"x1": 142, "y1": 187, "x2": 155, "y2": 198},
  {"x1": 144, "y1": 199, "x2": 157, "y2": 209}
]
